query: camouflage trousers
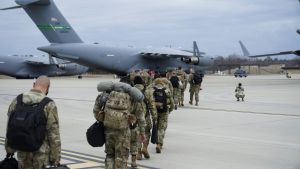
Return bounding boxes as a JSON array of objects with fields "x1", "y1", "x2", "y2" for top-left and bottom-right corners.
[
  {"x1": 235, "y1": 93, "x2": 245, "y2": 99},
  {"x1": 189, "y1": 84, "x2": 201, "y2": 103},
  {"x1": 138, "y1": 115, "x2": 152, "y2": 149},
  {"x1": 105, "y1": 128, "x2": 130, "y2": 169},
  {"x1": 17, "y1": 141, "x2": 50, "y2": 169},
  {"x1": 157, "y1": 112, "x2": 169, "y2": 146},
  {"x1": 179, "y1": 88, "x2": 185, "y2": 105},
  {"x1": 173, "y1": 88, "x2": 181, "y2": 106},
  {"x1": 130, "y1": 127, "x2": 140, "y2": 155}
]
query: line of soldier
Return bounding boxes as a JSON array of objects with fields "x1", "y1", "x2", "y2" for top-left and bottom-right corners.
[{"x1": 3, "y1": 67, "x2": 204, "y2": 169}]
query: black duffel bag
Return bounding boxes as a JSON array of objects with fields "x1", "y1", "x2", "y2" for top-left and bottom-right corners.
[
  {"x1": 86, "y1": 121, "x2": 105, "y2": 147},
  {"x1": 151, "y1": 123, "x2": 158, "y2": 144},
  {"x1": 0, "y1": 154, "x2": 18, "y2": 169}
]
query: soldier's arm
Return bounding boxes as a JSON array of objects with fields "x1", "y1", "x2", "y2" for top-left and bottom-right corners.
[
  {"x1": 146, "y1": 89, "x2": 157, "y2": 123},
  {"x1": 133, "y1": 101, "x2": 146, "y2": 135},
  {"x1": 93, "y1": 94, "x2": 103, "y2": 121},
  {"x1": 5, "y1": 98, "x2": 17, "y2": 154},
  {"x1": 168, "y1": 92, "x2": 175, "y2": 112},
  {"x1": 45, "y1": 101, "x2": 61, "y2": 163}
]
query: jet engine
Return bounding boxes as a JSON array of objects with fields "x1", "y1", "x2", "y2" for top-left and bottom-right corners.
[
  {"x1": 57, "y1": 64, "x2": 67, "y2": 69},
  {"x1": 181, "y1": 57, "x2": 199, "y2": 65}
]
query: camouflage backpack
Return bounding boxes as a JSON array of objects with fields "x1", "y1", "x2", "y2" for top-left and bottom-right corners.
[{"x1": 103, "y1": 91, "x2": 131, "y2": 129}]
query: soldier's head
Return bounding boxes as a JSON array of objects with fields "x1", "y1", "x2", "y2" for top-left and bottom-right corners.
[
  {"x1": 178, "y1": 66, "x2": 182, "y2": 70},
  {"x1": 33, "y1": 76, "x2": 50, "y2": 95},
  {"x1": 238, "y1": 83, "x2": 242, "y2": 87}
]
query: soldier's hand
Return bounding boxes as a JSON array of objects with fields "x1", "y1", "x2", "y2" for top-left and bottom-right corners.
[
  {"x1": 139, "y1": 133, "x2": 146, "y2": 143},
  {"x1": 128, "y1": 114, "x2": 137, "y2": 125}
]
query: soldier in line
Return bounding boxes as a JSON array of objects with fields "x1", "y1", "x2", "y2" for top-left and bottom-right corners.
[
  {"x1": 235, "y1": 83, "x2": 245, "y2": 101},
  {"x1": 93, "y1": 82, "x2": 146, "y2": 169},
  {"x1": 152, "y1": 78, "x2": 174, "y2": 153},
  {"x1": 177, "y1": 67, "x2": 188, "y2": 107},
  {"x1": 189, "y1": 68, "x2": 203, "y2": 106},
  {"x1": 5, "y1": 76, "x2": 61, "y2": 169},
  {"x1": 169, "y1": 70, "x2": 181, "y2": 110},
  {"x1": 132, "y1": 76, "x2": 157, "y2": 161}
]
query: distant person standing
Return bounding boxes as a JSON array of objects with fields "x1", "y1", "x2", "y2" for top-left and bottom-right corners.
[
  {"x1": 5, "y1": 76, "x2": 61, "y2": 169},
  {"x1": 189, "y1": 68, "x2": 203, "y2": 106},
  {"x1": 235, "y1": 83, "x2": 245, "y2": 101}
]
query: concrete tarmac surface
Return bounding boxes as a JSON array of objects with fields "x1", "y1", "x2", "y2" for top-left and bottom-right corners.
[{"x1": 0, "y1": 75, "x2": 300, "y2": 169}]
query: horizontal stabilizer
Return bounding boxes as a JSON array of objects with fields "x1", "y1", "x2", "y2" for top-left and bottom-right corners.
[
  {"x1": 0, "y1": 6, "x2": 22, "y2": 10},
  {"x1": 15, "y1": 0, "x2": 50, "y2": 6}
]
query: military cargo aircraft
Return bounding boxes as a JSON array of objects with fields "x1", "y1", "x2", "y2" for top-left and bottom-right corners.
[
  {"x1": 239, "y1": 30, "x2": 300, "y2": 58},
  {"x1": 0, "y1": 54, "x2": 88, "y2": 79},
  {"x1": 1, "y1": 0, "x2": 214, "y2": 76}
]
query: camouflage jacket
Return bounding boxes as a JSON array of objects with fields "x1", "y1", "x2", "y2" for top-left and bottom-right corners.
[
  {"x1": 134, "y1": 84, "x2": 157, "y2": 122},
  {"x1": 5, "y1": 90, "x2": 61, "y2": 162}
]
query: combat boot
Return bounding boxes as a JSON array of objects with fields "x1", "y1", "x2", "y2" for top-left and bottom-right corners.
[
  {"x1": 195, "y1": 102, "x2": 198, "y2": 106},
  {"x1": 242, "y1": 98, "x2": 244, "y2": 102},
  {"x1": 189, "y1": 101, "x2": 192, "y2": 105},
  {"x1": 142, "y1": 142, "x2": 150, "y2": 159},
  {"x1": 137, "y1": 149, "x2": 142, "y2": 160},
  {"x1": 156, "y1": 144, "x2": 161, "y2": 153},
  {"x1": 131, "y1": 155, "x2": 137, "y2": 168}
]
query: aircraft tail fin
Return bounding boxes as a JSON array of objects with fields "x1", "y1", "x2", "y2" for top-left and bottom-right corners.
[
  {"x1": 12, "y1": 0, "x2": 83, "y2": 43},
  {"x1": 239, "y1": 40, "x2": 250, "y2": 57},
  {"x1": 193, "y1": 41, "x2": 201, "y2": 57}
]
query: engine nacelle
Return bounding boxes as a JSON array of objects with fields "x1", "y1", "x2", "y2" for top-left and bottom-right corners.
[
  {"x1": 57, "y1": 64, "x2": 67, "y2": 69},
  {"x1": 181, "y1": 57, "x2": 199, "y2": 65}
]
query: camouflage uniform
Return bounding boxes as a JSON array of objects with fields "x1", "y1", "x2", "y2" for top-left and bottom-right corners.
[
  {"x1": 153, "y1": 79, "x2": 174, "y2": 153},
  {"x1": 93, "y1": 92, "x2": 146, "y2": 169},
  {"x1": 235, "y1": 86, "x2": 245, "y2": 101},
  {"x1": 5, "y1": 90, "x2": 61, "y2": 169},
  {"x1": 134, "y1": 84, "x2": 157, "y2": 159},
  {"x1": 189, "y1": 73, "x2": 202, "y2": 105},
  {"x1": 177, "y1": 69, "x2": 188, "y2": 106},
  {"x1": 140, "y1": 70, "x2": 151, "y2": 87}
]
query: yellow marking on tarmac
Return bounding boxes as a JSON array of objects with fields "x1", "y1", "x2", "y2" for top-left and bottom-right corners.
[{"x1": 0, "y1": 137, "x2": 154, "y2": 169}]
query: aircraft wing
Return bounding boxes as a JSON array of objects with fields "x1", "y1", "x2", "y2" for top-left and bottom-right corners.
[
  {"x1": 139, "y1": 48, "x2": 193, "y2": 59},
  {"x1": 25, "y1": 60, "x2": 49, "y2": 66},
  {"x1": 248, "y1": 50, "x2": 300, "y2": 58}
]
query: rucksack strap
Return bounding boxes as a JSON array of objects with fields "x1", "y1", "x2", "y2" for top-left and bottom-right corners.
[
  {"x1": 16, "y1": 94, "x2": 23, "y2": 107},
  {"x1": 37, "y1": 97, "x2": 52, "y2": 111}
]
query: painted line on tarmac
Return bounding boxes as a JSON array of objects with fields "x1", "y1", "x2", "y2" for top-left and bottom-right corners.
[
  {"x1": 0, "y1": 137, "x2": 158, "y2": 169},
  {"x1": 0, "y1": 94, "x2": 93, "y2": 102},
  {"x1": 183, "y1": 106, "x2": 300, "y2": 117}
]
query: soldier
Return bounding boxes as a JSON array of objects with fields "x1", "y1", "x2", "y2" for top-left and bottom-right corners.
[
  {"x1": 177, "y1": 67, "x2": 187, "y2": 106},
  {"x1": 189, "y1": 68, "x2": 203, "y2": 106},
  {"x1": 169, "y1": 70, "x2": 181, "y2": 110},
  {"x1": 94, "y1": 82, "x2": 146, "y2": 169},
  {"x1": 140, "y1": 69, "x2": 151, "y2": 87},
  {"x1": 235, "y1": 83, "x2": 245, "y2": 101},
  {"x1": 153, "y1": 78, "x2": 174, "y2": 153},
  {"x1": 132, "y1": 76, "x2": 157, "y2": 161},
  {"x1": 5, "y1": 76, "x2": 61, "y2": 169}
]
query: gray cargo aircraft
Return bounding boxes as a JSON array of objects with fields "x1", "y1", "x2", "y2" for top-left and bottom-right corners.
[
  {"x1": 239, "y1": 30, "x2": 300, "y2": 58},
  {"x1": 0, "y1": 54, "x2": 88, "y2": 79},
  {"x1": 1, "y1": 0, "x2": 214, "y2": 76}
]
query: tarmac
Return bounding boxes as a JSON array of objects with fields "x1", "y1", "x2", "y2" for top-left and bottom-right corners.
[{"x1": 0, "y1": 74, "x2": 300, "y2": 169}]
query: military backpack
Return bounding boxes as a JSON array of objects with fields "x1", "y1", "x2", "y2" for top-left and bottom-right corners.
[
  {"x1": 192, "y1": 73, "x2": 203, "y2": 85},
  {"x1": 170, "y1": 76, "x2": 180, "y2": 88},
  {"x1": 153, "y1": 87, "x2": 168, "y2": 113},
  {"x1": 6, "y1": 94, "x2": 52, "y2": 152},
  {"x1": 103, "y1": 91, "x2": 131, "y2": 129}
]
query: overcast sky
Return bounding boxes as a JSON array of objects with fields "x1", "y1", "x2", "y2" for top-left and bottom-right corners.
[{"x1": 0, "y1": 0, "x2": 299, "y2": 58}]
